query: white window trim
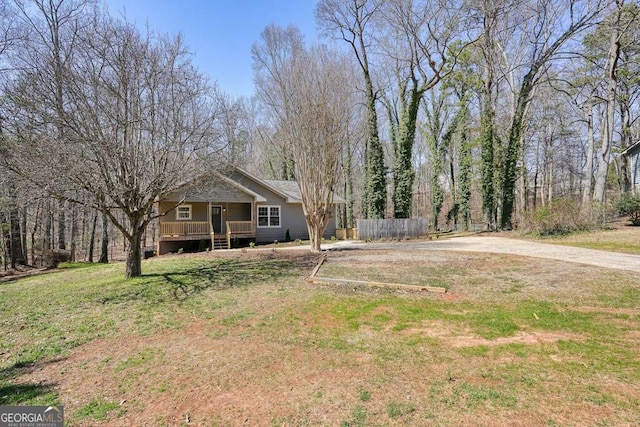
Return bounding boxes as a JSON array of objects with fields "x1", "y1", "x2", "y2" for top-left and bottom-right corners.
[
  {"x1": 176, "y1": 204, "x2": 192, "y2": 221},
  {"x1": 257, "y1": 205, "x2": 281, "y2": 228}
]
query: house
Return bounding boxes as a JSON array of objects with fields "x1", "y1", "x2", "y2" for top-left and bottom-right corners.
[
  {"x1": 156, "y1": 167, "x2": 344, "y2": 254},
  {"x1": 623, "y1": 141, "x2": 640, "y2": 195}
]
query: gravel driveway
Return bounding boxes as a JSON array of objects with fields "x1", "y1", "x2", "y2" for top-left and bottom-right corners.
[{"x1": 323, "y1": 236, "x2": 640, "y2": 273}]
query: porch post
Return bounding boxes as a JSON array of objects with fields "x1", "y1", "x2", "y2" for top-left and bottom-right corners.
[
  {"x1": 251, "y1": 201, "x2": 256, "y2": 241},
  {"x1": 208, "y1": 203, "x2": 214, "y2": 250},
  {"x1": 225, "y1": 202, "x2": 230, "y2": 249}
]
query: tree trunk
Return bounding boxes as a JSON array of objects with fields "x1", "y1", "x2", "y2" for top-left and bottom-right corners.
[
  {"x1": 98, "y1": 210, "x2": 108, "y2": 263},
  {"x1": 501, "y1": 70, "x2": 536, "y2": 229},
  {"x1": 125, "y1": 230, "x2": 142, "y2": 278},
  {"x1": 480, "y1": 3, "x2": 497, "y2": 231},
  {"x1": 547, "y1": 161, "x2": 553, "y2": 204},
  {"x1": 1, "y1": 213, "x2": 7, "y2": 271},
  {"x1": 593, "y1": 2, "x2": 622, "y2": 203},
  {"x1": 6, "y1": 177, "x2": 22, "y2": 268},
  {"x1": 9, "y1": 206, "x2": 21, "y2": 269},
  {"x1": 88, "y1": 210, "x2": 97, "y2": 263},
  {"x1": 344, "y1": 138, "x2": 354, "y2": 229},
  {"x1": 364, "y1": 75, "x2": 386, "y2": 219},
  {"x1": 518, "y1": 129, "x2": 528, "y2": 215},
  {"x1": 70, "y1": 202, "x2": 77, "y2": 262},
  {"x1": 458, "y1": 104, "x2": 472, "y2": 231},
  {"x1": 21, "y1": 207, "x2": 27, "y2": 265},
  {"x1": 619, "y1": 98, "x2": 632, "y2": 194},
  {"x1": 31, "y1": 204, "x2": 40, "y2": 267},
  {"x1": 57, "y1": 199, "x2": 66, "y2": 250},
  {"x1": 582, "y1": 102, "x2": 595, "y2": 206},
  {"x1": 309, "y1": 223, "x2": 322, "y2": 253},
  {"x1": 393, "y1": 84, "x2": 422, "y2": 219},
  {"x1": 43, "y1": 200, "x2": 52, "y2": 265},
  {"x1": 426, "y1": 96, "x2": 444, "y2": 232}
]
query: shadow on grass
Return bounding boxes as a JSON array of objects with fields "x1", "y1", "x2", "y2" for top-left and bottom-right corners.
[
  {"x1": 99, "y1": 258, "x2": 300, "y2": 304},
  {"x1": 0, "y1": 357, "x2": 68, "y2": 382},
  {"x1": 0, "y1": 358, "x2": 65, "y2": 405},
  {"x1": 0, "y1": 382, "x2": 59, "y2": 405}
]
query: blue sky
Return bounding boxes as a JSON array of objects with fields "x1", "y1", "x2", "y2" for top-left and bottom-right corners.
[{"x1": 105, "y1": 0, "x2": 318, "y2": 98}]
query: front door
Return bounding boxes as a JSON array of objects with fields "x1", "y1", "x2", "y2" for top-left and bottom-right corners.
[{"x1": 211, "y1": 206, "x2": 223, "y2": 234}]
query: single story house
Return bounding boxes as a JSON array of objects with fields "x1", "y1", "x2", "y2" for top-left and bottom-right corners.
[
  {"x1": 623, "y1": 141, "x2": 640, "y2": 195},
  {"x1": 156, "y1": 167, "x2": 345, "y2": 254}
]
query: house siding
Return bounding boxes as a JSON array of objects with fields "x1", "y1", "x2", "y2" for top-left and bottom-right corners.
[
  {"x1": 157, "y1": 169, "x2": 340, "y2": 251},
  {"x1": 227, "y1": 203, "x2": 252, "y2": 222},
  {"x1": 228, "y1": 170, "x2": 337, "y2": 242},
  {"x1": 158, "y1": 201, "x2": 209, "y2": 222},
  {"x1": 163, "y1": 184, "x2": 253, "y2": 203},
  {"x1": 255, "y1": 203, "x2": 337, "y2": 242}
]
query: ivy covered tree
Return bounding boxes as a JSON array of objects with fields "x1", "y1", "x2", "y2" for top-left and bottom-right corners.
[{"x1": 317, "y1": 0, "x2": 387, "y2": 219}]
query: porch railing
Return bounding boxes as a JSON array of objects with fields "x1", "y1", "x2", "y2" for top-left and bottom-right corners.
[
  {"x1": 225, "y1": 221, "x2": 256, "y2": 248},
  {"x1": 160, "y1": 221, "x2": 211, "y2": 237},
  {"x1": 226, "y1": 221, "x2": 255, "y2": 236}
]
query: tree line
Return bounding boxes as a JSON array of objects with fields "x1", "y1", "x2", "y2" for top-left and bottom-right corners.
[
  {"x1": 1, "y1": 0, "x2": 638, "y2": 277},
  {"x1": 249, "y1": 0, "x2": 638, "y2": 232}
]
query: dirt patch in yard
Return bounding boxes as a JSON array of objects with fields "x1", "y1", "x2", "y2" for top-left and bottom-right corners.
[
  {"x1": 27, "y1": 325, "x2": 371, "y2": 425},
  {"x1": 570, "y1": 306, "x2": 640, "y2": 316},
  {"x1": 446, "y1": 331, "x2": 583, "y2": 348}
]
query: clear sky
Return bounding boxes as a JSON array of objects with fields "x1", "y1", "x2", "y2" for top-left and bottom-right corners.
[{"x1": 105, "y1": 0, "x2": 318, "y2": 98}]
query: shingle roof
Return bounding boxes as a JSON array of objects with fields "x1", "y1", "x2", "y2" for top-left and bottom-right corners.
[{"x1": 263, "y1": 179, "x2": 347, "y2": 204}]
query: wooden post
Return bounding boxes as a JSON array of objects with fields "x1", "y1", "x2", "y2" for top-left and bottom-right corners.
[{"x1": 309, "y1": 276, "x2": 446, "y2": 293}]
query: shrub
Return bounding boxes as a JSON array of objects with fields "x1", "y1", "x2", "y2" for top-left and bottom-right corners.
[
  {"x1": 616, "y1": 194, "x2": 640, "y2": 226},
  {"x1": 44, "y1": 249, "x2": 71, "y2": 268},
  {"x1": 519, "y1": 198, "x2": 596, "y2": 236},
  {"x1": 285, "y1": 228, "x2": 291, "y2": 242}
]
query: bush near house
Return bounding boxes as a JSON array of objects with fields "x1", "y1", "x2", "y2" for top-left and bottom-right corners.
[{"x1": 616, "y1": 194, "x2": 640, "y2": 226}]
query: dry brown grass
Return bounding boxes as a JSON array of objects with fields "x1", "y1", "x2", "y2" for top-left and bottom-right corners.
[{"x1": 524, "y1": 221, "x2": 640, "y2": 254}]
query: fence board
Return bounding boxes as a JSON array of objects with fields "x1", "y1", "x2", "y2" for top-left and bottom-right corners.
[{"x1": 356, "y1": 218, "x2": 428, "y2": 240}]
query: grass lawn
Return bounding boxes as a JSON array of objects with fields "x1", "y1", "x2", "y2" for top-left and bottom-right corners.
[
  {"x1": 522, "y1": 222, "x2": 640, "y2": 255},
  {"x1": 1, "y1": 248, "x2": 639, "y2": 426}
]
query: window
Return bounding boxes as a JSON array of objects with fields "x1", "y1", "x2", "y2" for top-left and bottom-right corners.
[
  {"x1": 257, "y1": 205, "x2": 280, "y2": 228},
  {"x1": 176, "y1": 204, "x2": 192, "y2": 221}
]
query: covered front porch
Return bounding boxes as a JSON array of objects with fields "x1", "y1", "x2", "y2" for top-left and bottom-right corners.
[{"x1": 158, "y1": 202, "x2": 256, "y2": 254}]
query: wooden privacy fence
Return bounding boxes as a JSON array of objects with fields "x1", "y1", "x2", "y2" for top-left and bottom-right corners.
[{"x1": 356, "y1": 218, "x2": 428, "y2": 240}]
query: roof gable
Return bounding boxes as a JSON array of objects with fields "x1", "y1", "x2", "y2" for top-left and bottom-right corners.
[{"x1": 164, "y1": 166, "x2": 347, "y2": 205}]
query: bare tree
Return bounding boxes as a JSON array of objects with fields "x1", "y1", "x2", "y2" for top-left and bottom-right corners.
[
  {"x1": 0, "y1": 0, "x2": 23, "y2": 269},
  {"x1": 12, "y1": 0, "x2": 96, "y2": 252},
  {"x1": 4, "y1": 16, "x2": 226, "y2": 277},
  {"x1": 253, "y1": 26, "x2": 352, "y2": 252},
  {"x1": 591, "y1": 0, "x2": 636, "y2": 202}
]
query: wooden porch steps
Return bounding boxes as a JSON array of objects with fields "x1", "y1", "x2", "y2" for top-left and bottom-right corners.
[{"x1": 212, "y1": 237, "x2": 228, "y2": 250}]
